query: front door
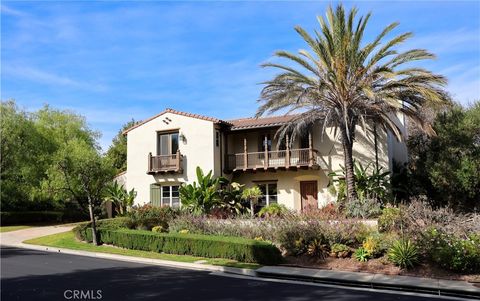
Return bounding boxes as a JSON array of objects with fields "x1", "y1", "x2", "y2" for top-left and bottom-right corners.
[{"x1": 300, "y1": 181, "x2": 318, "y2": 211}]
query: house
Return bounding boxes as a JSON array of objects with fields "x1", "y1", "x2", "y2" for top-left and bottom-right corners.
[{"x1": 122, "y1": 108, "x2": 407, "y2": 211}]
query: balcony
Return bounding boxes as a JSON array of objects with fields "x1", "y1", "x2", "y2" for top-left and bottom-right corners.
[
  {"x1": 147, "y1": 150, "x2": 183, "y2": 174},
  {"x1": 226, "y1": 148, "x2": 320, "y2": 172}
]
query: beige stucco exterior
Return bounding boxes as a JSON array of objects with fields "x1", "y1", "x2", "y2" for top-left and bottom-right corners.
[
  {"x1": 124, "y1": 109, "x2": 403, "y2": 210},
  {"x1": 126, "y1": 111, "x2": 221, "y2": 205}
]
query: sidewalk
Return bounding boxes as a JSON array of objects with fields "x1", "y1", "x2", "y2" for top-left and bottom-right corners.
[
  {"x1": 2, "y1": 226, "x2": 479, "y2": 299},
  {"x1": 256, "y1": 266, "x2": 480, "y2": 298}
]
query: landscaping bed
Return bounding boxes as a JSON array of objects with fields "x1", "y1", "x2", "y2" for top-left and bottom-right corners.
[{"x1": 283, "y1": 256, "x2": 480, "y2": 283}]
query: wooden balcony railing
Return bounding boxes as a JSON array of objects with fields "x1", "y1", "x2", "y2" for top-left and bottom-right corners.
[
  {"x1": 147, "y1": 150, "x2": 183, "y2": 174},
  {"x1": 226, "y1": 148, "x2": 319, "y2": 171}
]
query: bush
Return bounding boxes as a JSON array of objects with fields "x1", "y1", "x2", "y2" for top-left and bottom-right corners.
[
  {"x1": 330, "y1": 243, "x2": 350, "y2": 258},
  {"x1": 73, "y1": 217, "x2": 130, "y2": 240},
  {"x1": 0, "y1": 211, "x2": 64, "y2": 225},
  {"x1": 127, "y1": 205, "x2": 178, "y2": 230},
  {"x1": 388, "y1": 239, "x2": 418, "y2": 269},
  {"x1": 344, "y1": 198, "x2": 382, "y2": 219},
  {"x1": 78, "y1": 228, "x2": 282, "y2": 264},
  {"x1": 425, "y1": 229, "x2": 480, "y2": 273},
  {"x1": 152, "y1": 225, "x2": 167, "y2": 233},
  {"x1": 378, "y1": 207, "x2": 402, "y2": 232},
  {"x1": 258, "y1": 204, "x2": 289, "y2": 218}
]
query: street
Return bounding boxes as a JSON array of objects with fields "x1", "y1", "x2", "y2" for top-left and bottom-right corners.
[{"x1": 1, "y1": 246, "x2": 453, "y2": 301}]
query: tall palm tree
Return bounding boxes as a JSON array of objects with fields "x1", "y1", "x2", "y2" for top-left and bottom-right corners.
[{"x1": 256, "y1": 4, "x2": 448, "y2": 202}]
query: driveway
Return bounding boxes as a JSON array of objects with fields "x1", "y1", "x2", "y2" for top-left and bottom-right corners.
[
  {"x1": 0, "y1": 225, "x2": 74, "y2": 247},
  {"x1": 1, "y1": 246, "x2": 453, "y2": 301}
]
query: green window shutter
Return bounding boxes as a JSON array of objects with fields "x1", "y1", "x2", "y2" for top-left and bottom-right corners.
[{"x1": 150, "y1": 184, "x2": 161, "y2": 207}]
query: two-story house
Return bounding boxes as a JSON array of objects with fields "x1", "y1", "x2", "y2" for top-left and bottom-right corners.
[{"x1": 120, "y1": 108, "x2": 407, "y2": 211}]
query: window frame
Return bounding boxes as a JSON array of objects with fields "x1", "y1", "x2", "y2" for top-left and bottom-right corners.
[
  {"x1": 256, "y1": 182, "x2": 278, "y2": 207},
  {"x1": 156, "y1": 131, "x2": 179, "y2": 156},
  {"x1": 160, "y1": 185, "x2": 180, "y2": 208}
]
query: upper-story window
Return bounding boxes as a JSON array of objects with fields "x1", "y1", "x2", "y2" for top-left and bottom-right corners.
[
  {"x1": 157, "y1": 131, "x2": 179, "y2": 156},
  {"x1": 215, "y1": 131, "x2": 220, "y2": 147}
]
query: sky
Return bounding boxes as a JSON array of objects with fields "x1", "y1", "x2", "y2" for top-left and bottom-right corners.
[{"x1": 1, "y1": 1, "x2": 479, "y2": 150}]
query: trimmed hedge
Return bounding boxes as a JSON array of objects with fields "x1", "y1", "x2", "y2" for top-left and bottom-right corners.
[
  {"x1": 0, "y1": 211, "x2": 64, "y2": 225},
  {"x1": 74, "y1": 225, "x2": 282, "y2": 265}
]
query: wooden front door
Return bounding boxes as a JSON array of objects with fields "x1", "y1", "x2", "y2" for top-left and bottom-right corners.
[{"x1": 300, "y1": 181, "x2": 318, "y2": 211}]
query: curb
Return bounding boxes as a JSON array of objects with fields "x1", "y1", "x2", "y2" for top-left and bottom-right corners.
[
  {"x1": 256, "y1": 266, "x2": 480, "y2": 299},
  {"x1": 1, "y1": 242, "x2": 257, "y2": 278}
]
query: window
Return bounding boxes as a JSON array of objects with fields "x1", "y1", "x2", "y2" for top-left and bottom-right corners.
[
  {"x1": 161, "y1": 185, "x2": 180, "y2": 208},
  {"x1": 215, "y1": 131, "x2": 220, "y2": 147},
  {"x1": 150, "y1": 184, "x2": 179, "y2": 208},
  {"x1": 257, "y1": 182, "x2": 277, "y2": 207},
  {"x1": 157, "y1": 132, "x2": 179, "y2": 155}
]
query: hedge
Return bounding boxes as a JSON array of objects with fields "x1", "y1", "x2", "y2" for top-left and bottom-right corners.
[
  {"x1": 0, "y1": 211, "x2": 64, "y2": 225},
  {"x1": 74, "y1": 226, "x2": 282, "y2": 265}
]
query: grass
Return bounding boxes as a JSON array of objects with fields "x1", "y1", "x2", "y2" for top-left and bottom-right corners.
[
  {"x1": 0, "y1": 225, "x2": 32, "y2": 233},
  {"x1": 24, "y1": 231, "x2": 260, "y2": 269}
]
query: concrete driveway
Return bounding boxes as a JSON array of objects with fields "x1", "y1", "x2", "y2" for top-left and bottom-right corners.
[{"x1": 0, "y1": 225, "x2": 75, "y2": 247}]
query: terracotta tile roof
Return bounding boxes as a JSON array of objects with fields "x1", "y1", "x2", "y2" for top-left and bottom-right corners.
[
  {"x1": 228, "y1": 114, "x2": 298, "y2": 130},
  {"x1": 123, "y1": 108, "x2": 229, "y2": 135}
]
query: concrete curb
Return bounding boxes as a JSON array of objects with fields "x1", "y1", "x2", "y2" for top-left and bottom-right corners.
[
  {"x1": 256, "y1": 266, "x2": 480, "y2": 299},
  {"x1": 2, "y1": 242, "x2": 257, "y2": 278}
]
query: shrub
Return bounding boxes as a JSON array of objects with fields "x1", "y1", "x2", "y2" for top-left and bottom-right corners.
[
  {"x1": 354, "y1": 247, "x2": 370, "y2": 262},
  {"x1": 362, "y1": 235, "x2": 383, "y2": 257},
  {"x1": 307, "y1": 239, "x2": 328, "y2": 260},
  {"x1": 73, "y1": 217, "x2": 130, "y2": 241},
  {"x1": 330, "y1": 243, "x2": 350, "y2": 258},
  {"x1": 344, "y1": 198, "x2": 382, "y2": 219},
  {"x1": 127, "y1": 205, "x2": 178, "y2": 230},
  {"x1": 388, "y1": 239, "x2": 418, "y2": 269},
  {"x1": 0, "y1": 211, "x2": 64, "y2": 225},
  {"x1": 425, "y1": 229, "x2": 480, "y2": 273},
  {"x1": 152, "y1": 225, "x2": 167, "y2": 233},
  {"x1": 258, "y1": 204, "x2": 289, "y2": 218},
  {"x1": 79, "y1": 228, "x2": 282, "y2": 264},
  {"x1": 378, "y1": 207, "x2": 402, "y2": 232}
]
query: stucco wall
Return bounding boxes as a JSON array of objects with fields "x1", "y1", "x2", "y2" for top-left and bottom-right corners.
[
  {"x1": 228, "y1": 124, "x2": 390, "y2": 210},
  {"x1": 126, "y1": 112, "x2": 218, "y2": 205}
]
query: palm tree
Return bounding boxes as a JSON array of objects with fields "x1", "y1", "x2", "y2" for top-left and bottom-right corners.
[
  {"x1": 241, "y1": 186, "x2": 263, "y2": 217},
  {"x1": 256, "y1": 4, "x2": 448, "y2": 202}
]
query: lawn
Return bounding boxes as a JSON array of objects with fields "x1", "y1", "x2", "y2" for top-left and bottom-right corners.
[
  {"x1": 24, "y1": 231, "x2": 260, "y2": 270},
  {"x1": 0, "y1": 225, "x2": 32, "y2": 233}
]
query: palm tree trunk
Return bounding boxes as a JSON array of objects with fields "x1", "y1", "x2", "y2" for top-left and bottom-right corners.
[{"x1": 341, "y1": 128, "x2": 358, "y2": 203}]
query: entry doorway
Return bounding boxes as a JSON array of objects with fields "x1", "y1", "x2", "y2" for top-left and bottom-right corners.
[{"x1": 300, "y1": 181, "x2": 318, "y2": 211}]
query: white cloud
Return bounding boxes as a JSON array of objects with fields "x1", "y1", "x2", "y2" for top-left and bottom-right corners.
[
  {"x1": 0, "y1": 4, "x2": 27, "y2": 17},
  {"x1": 2, "y1": 64, "x2": 108, "y2": 92}
]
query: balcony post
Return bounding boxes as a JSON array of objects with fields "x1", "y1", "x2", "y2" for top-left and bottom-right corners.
[
  {"x1": 175, "y1": 149, "x2": 180, "y2": 171},
  {"x1": 243, "y1": 137, "x2": 248, "y2": 169},
  {"x1": 285, "y1": 134, "x2": 290, "y2": 168},
  {"x1": 148, "y1": 152, "x2": 152, "y2": 172},
  {"x1": 264, "y1": 136, "x2": 269, "y2": 169},
  {"x1": 308, "y1": 131, "x2": 314, "y2": 166}
]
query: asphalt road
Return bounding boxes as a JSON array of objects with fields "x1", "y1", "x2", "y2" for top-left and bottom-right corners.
[{"x1": 1, "y1": 246, "x2": 453, "y2": 301}]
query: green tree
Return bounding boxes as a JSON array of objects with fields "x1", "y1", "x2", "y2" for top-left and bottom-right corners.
[
  {"x1": 0, "y1": 101, "x2": 53, "y2": 210},
  {"x1": 256, "y1": 4, "x2": 448, "y2": 203},
  {"x1": 408, "y1": 102, "x2": 480, "y2": 210},
  {"x1": 106, "y1": 120, "x2": 137, "y2": 173},
  {"x1": 46, "y1": 139, "x2": 114, "y2": 244}
]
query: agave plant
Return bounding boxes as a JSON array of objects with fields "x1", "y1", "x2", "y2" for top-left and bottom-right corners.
[{"x1": 257, "y1": 4, "x2": 449, "y2": 203}]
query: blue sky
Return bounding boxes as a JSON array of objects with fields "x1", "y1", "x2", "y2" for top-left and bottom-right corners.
[{"x1": 2, "y1": 1, "x2": 479, "y2": 150}]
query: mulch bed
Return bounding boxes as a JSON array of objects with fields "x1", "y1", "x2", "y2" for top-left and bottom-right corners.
[{"x1": 282, "y1": 256, "x2": 480, "y2": 284}]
